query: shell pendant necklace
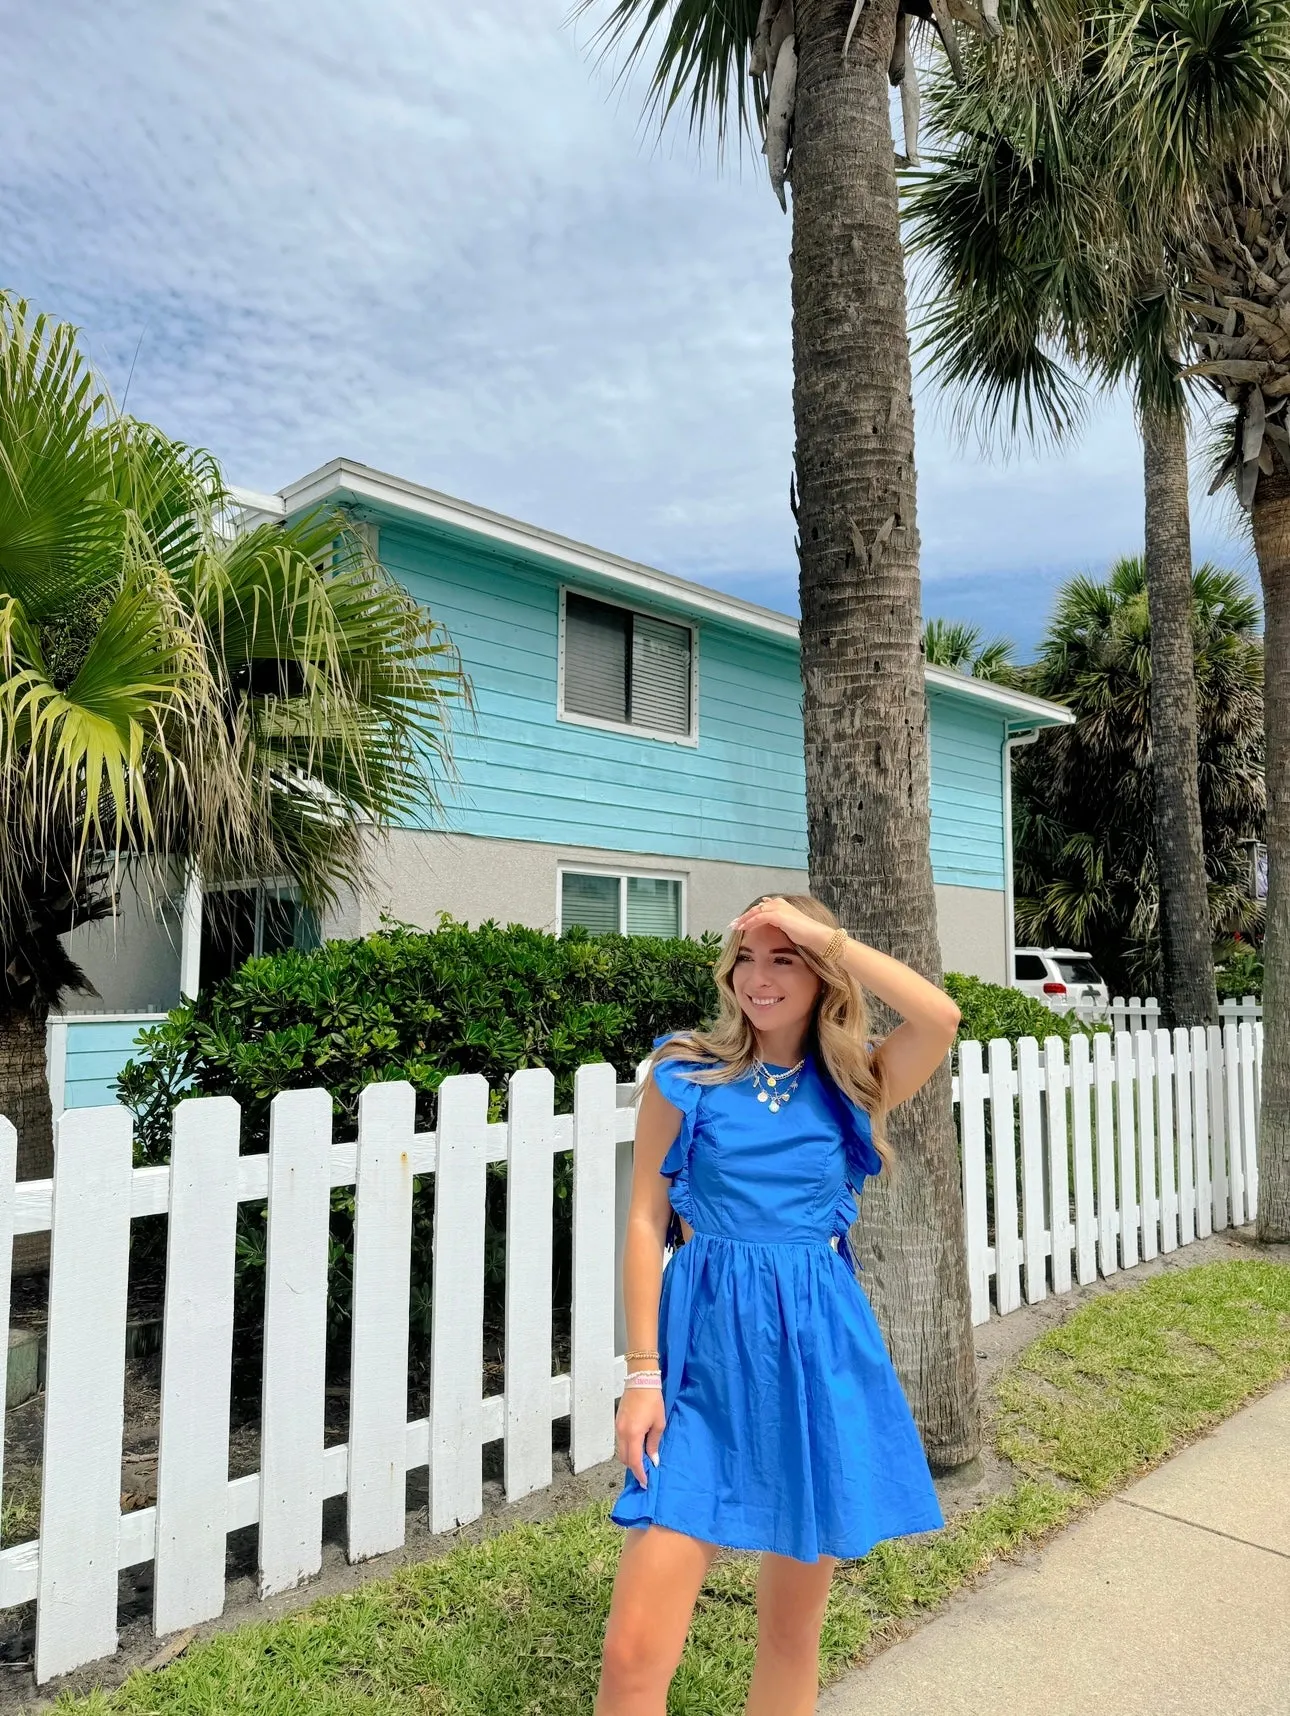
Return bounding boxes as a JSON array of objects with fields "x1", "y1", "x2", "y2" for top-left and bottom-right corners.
[{"x1": 752, "y1": 1053, "x2": 806, "y2": 1113}]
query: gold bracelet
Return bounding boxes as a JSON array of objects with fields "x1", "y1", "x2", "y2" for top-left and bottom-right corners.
[
  {"x1": 625, "y1": 1349, "x2": 660, "y2": 1361},
  {"x1": 821, "y1": 927, "x2": 848, "y2": 963}
]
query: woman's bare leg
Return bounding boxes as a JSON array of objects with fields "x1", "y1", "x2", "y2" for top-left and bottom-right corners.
[
  {"x1": 595, "y1": 1523, "x2": 720, "y2": 1715},
  {"x1": 743, "y1": 1550, "x2": 837, "y2": 1716}
]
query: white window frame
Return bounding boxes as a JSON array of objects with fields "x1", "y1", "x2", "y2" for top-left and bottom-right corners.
[
  {"x1": 556, "y1": 864, "x2": 689, "y2": 938},
  {"x1": 556, "y1": 585, "x2": 700, "y2": 747}
]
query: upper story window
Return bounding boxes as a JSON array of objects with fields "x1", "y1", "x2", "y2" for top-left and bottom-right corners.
[{"x1": 559, "y1": 590, "x2": 696, "y2": 743}]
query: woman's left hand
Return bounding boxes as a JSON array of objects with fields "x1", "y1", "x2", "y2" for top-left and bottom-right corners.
[{"x1": 728, "y1": 896, "x2": 835, "y2": 956}]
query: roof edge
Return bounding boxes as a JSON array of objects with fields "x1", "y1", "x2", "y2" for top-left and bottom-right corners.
[{"x1": 230, "y1": 464, "x2": 1074, "y2": 728}]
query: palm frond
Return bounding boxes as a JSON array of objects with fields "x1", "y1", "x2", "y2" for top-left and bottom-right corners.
[{"x1": 573, "y1": 0, "x2": 763, "y2": 149}]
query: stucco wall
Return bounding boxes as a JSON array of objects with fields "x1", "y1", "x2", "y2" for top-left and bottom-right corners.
[
  {"x1": 325, "y1": 829, "x2": 1008, "y2": 984},
  {"x1": 935, "y1": 882, "x2": 1007, "y2": 985},
  {"x1": 59, "y1": 877, "x2": 183, "y2": 1014}
]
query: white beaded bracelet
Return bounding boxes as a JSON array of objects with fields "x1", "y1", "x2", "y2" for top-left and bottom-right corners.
[{"x1": 623, "y1": 1371, "x2": 662, "y2": 1390}]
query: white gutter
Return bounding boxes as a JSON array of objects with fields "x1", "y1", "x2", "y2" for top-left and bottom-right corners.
[
  {"x1": 924, "y1": 665, "x2": 1075, "y2": 728},
  {"x1": 1002, "y1": 729, "x2": 1042, "y2": 985}
]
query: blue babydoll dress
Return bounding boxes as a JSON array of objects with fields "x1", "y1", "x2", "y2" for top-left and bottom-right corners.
[{"x1": 610, "y1": 1034, "x2": 944, "y2": 1563}]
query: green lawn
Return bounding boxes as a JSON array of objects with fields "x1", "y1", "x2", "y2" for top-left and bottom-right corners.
[{"x1": 62, "y1": 1258, "x2": 1290, "y2": 1715}]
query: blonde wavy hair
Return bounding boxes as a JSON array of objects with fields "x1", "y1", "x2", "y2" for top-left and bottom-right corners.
[{"x1": 642, "y1": 893, "x2": 892, "y2": 1173}]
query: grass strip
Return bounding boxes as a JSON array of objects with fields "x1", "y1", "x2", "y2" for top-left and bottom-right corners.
[{"x1": 60, "y1": 1257, "x2": 1290, "y2": 1714}]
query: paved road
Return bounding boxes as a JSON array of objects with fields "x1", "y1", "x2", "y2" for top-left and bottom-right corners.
[{"x1": 820, "y1": 1381, "x2": 1290, "y2": 1716}]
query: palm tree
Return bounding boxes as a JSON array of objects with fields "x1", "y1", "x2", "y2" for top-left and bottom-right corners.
[
  {"x1": 923, "y1": 617, "x2": 1021, "y2": 684},
  {"x1": 1014, "y1": 557, "x2": 1264, "y2": 996},
  {"x1": 0, "y1": 296, "x2": 467, "y2": 1264},
  {"x1": 572, "y1": 0, "x2": 1025, "y2": 1466},
  {"x1": 1177, "y1": 153, "x2": 1290, "y2": 1239},
  {"x1": 903, "y1": 0, "x2": 1290, "y2": 1030}
]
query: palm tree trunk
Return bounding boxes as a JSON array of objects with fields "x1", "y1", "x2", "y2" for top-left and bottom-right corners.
[
  {"x1": 1142, "y1": 408, "x2": 1218, "y2": 1029},
  {"x1": 791, "y1": 0, "x2": 979, "y2": 1468},
  {"x1": 0, "y1": 1005, "x2": 54, "y2": 1272},
  {"x1": 1252, "y1": 465, "x2": 1290, "y2": 1242}
]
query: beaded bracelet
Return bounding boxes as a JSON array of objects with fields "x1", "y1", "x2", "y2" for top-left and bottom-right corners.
[
  {"x1": 623, "y1": 1370, "x2": 662, "y2": 1390},
  {"x1": 820, "y1": 926, "x2": 848, "y2": 963}
]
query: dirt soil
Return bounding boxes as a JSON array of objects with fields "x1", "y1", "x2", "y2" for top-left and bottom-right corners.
[{"x1": 3, "y1": 1226, "x2": 1285, "y2": 1710}]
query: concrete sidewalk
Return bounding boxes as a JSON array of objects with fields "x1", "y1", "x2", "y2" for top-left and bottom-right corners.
[{"x1": 821, "y1": 1381, "x2": 1290, "y2": 1716}]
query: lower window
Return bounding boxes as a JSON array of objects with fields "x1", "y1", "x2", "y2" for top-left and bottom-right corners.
[
  {"x1": 560, "y1": 871, "x2": 683, "y2": 938},
  {"x1": 200, "y1": 884, "x2": 321, "y2": 985}
]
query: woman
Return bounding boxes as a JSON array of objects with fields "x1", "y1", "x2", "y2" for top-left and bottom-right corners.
[{"x1": 595, "y1": 893, "x2": 961, "y2": 1716}]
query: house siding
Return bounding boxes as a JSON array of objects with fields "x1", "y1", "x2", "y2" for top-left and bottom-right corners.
[
  {"x1": 56, "y1": 1018, "x2": 156, "y2": 1110},
  {"x1": 928, "y1": 690, "x2": 1007, "y2": 891},
  {"x1": 380, "y1": 525, "x2": 808, "y2": 869},
  {"x1": 383, "y1": 520, "x2": 1013, "y2": 894}
]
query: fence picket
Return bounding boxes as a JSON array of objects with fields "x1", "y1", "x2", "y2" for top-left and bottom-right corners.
[
  {"x1": 957, "y1": 1040, "x2": 990, "y2": 1326},
  {"x1": 346, "y1": 1082, "x2": 416, "y2": 1564},
  {"x1": 154, "y1": 1098, "x2": 240, "y2": 1635},
  {"x1": 1016, "y1": 1039, "x2": 1048, "y2": 1304},
  {"x1": 1115, "y1": 1033, "x2": 1139, "y2": 1268},
  {"x1": 571, "y1": 1061, "x2": 619, "y2": 1470},
  {"x1": 1191, "y1": 1028, "x2": 1213, "y2": 1239},
  {"x1": 1093, "y1": 1033, "x2": 1118, "y2": 1276},
  {"x1": 1207, "y1": 1024, "x2": 1228, "y2": 1230},
  {"x1": 1154, "y1": 1029, "x2": 1178, "y2": 1254},
  {"x1": 1043, "y1": 1038, "x2": 1073, "y2": 1294},
  {"x1": 0, "y1": 1120, "x2": 13, "y2": 1513},
  {"x1": 1067, "y1": 1036, "x2": 1097, "y2": 1285},
  {"x1": 34, "y1": 1107, "x2": 134, "y2": 1685},
  {"x1": 1134, "y1": 1033, "x2": 1159, "y2": 1262},
  {"x1": 1173, "y1": 1030, "x2": 1195, "y2": 1247},
  {"x1": 429, "y1": 1074, "x2": 489, "y2": 1533},
  {"x1": 988, "y1": 1038, "x2": 1021, "y2": 1315},
  {"x1": 504, "y1": 1069, "x2": 556, "y2": 1502},
  {"x1": 1224, "y1": 1023, "x2": 1245, "y2": 1225},
  {"x1": 258, "y1": 1089, "x2": 333, "y2": 1599},
  {"x1": 1239, "y1": 1022, "x2": 1259, "y2": 1221}
]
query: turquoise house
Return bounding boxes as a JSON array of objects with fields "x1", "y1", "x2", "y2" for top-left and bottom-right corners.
[{"x1": 59, "y1": 458, "x2": 1072, "y2": 1104}]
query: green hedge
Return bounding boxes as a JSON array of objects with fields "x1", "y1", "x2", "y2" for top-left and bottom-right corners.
[
  {"x1": 118, "y1": 917, "x2": 722, "y2": 1160},
  {"x1": 1215, "y1": 941, "x2": 1263, "y2": 1000},
  {"x1": 944, "y1": 972, "x2": 1100, "y2": 1047}
]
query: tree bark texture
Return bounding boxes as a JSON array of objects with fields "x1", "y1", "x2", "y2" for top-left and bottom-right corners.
[
  {"x1": 1142, "y1": 410, "x2": 1218, "y2": 1030},
  {"x1": 1252, "y1": 465, "x2": 1290, "y2": 1243},
  {"x1": 790, "y1": 0, "x2": 979, "y2": 1467},
  {"x1": 0, "y1": 1006, "x2": 53, "y2": 1272}
]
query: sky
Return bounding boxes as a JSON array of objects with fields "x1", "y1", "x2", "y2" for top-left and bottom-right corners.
[{"x1": 1, "y1": 0, "x2": 1257, "y2": 657}]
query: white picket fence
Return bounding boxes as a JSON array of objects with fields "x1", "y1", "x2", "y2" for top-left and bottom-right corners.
[
  {"x1": 954, "y1": 1023, "x2": 1262, "y2": 1326},
  {"x1": 0, "y1": 1026, "x2": 1266, "y2": 1682},
  {"x1": 0, "y1": 1066, "x2": 640, "y2": 1684}
]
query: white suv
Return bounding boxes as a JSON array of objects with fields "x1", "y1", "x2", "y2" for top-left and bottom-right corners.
[{"x1": 1013, "y1": 947, "x2": 1109, "y2": 1016}]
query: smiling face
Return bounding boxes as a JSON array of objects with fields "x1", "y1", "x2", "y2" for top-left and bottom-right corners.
[{"x1": 730, "y1": 920, "x2": 822, "y2": 1055}]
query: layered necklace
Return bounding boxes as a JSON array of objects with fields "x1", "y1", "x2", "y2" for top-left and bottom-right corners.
[{"x1": 752, "y1": 1054, "x2": 807, "y2": 1113}]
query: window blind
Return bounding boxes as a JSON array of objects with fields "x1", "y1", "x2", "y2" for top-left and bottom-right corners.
[
  {"x1": 625, "y1": 876, "x2": 681, "y2": 937},
  {"x1": 561, "y1": 872, "x2": 621, "y2": 935},
  {"x1": 630, "y1": 614, "x2": 691, "y2": 734},
  {"x1": 564, "y1": 594, "x2": 629, "y2": 723}
]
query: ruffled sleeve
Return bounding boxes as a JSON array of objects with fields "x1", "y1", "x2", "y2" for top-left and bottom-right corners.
[
  {"x1": 818, "y1": 1074, "x2": 882, "y2": 1272},
  {"x1": 648, "y1": 1032, "x2": 703, "y2": 1248}
]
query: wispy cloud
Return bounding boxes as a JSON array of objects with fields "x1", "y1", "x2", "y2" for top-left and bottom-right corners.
[{"x1": 0, "y1": 0, "x2": 1252, "y2": 656}]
